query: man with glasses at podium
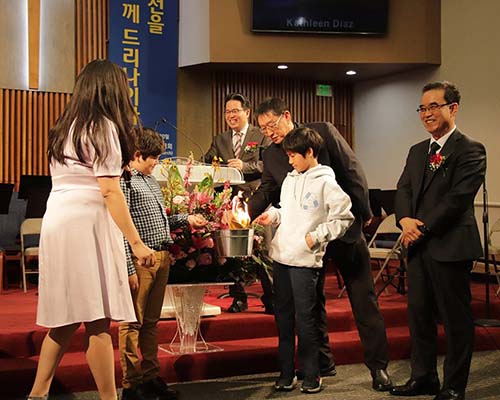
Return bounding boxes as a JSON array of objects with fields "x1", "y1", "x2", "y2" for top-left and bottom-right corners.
[{"x1": 203, "y1": 93, "x2": 273, "y2": 314}]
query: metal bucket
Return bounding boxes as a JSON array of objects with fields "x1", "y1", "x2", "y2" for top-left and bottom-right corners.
[{"x1": 213, "y1": 228, "x2": 254, "y2": 257}]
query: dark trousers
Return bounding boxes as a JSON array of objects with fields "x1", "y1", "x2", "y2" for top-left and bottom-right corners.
[
  {"x1": 325, "y1": 238, "x2": 390, "y2": 372},
  {"x1": 407, "y1": 244, "x2": 474, "y2": 392},
  {"x1": 273, "y1": 262, "x2": 323, "y2": 380},
  {"x1": 229, "y1": 262, "x2": 274, "y2": 306}
]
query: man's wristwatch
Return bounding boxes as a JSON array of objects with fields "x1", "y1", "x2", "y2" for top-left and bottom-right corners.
[{"x1": 418, "y1": 224, "x2": 430, "y2": 235}]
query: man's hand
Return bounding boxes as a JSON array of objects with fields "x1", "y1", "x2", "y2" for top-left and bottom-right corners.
[
  {"x1": 188, "y1": 214, "x2": 208, "y2": 228},
  {"x1": 227, "y1": 158, "x2": 243, "y2": 170},
  {"x1": 254, "y1": 212, "x2": 271, "y2": 225},
  {"x1": 399, "y1": 217, "x2": 425, "y2": 247},
  {"x1": 128, "y1": 273, "x2": 139, "y2": 293}
]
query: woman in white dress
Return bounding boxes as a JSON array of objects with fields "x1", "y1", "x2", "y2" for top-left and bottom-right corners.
[{"x1": 28, "y1": 59, "x2": 156, "y2": 400}]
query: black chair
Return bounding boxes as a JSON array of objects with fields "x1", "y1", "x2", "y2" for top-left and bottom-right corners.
[
  {"x1": 18, "y1": 175, "x2": 52, "y2": 218},
  {"x1": 378, "y1": 189, "x2": 396, "y2": 216},
  {"x1": 0, "y1": 183, "x2": 14, "y2": 215},
  {"x1": 0, "y1": 187, "x2": 24, "y2": 291},
  {"x1": 364, "y1": 189, "x2": 383, "y2": 241},
  {"x1": 339, "y1": 214, "x2": 406, "y2": 298}
]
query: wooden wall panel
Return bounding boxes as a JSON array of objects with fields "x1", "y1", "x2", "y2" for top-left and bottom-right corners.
[
  {"x1": 0, "y1": 90, "x2": 71, "y2": 186},
  {"x1": 0, "y1": 0, "x2": 355, "y2": 187},
  {"x1": 28, "y1": 0, "x2": 41, "y2": 90},
  {"x1": 75, "y1": 0, "x2": 108, "y2": 75},
  {"x1": 212, "y1": 71, "x2": 353, "y2": 146},
  {"x1": 0, "y1": 0, "x2": 106, "y2": 187}
]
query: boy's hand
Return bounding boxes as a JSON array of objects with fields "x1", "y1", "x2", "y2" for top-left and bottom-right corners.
[
  {"x1": 305, "y1": 233, "x2": 315, "y2": 249},
  {"x1": 188, "y1": 214, "x2": 208, "y2": 228},
  {"x1": 128, "y1": 273, "x2": 139, "y2": 292},
  {"x1": 131, "y1": 242, "x2": 156, "y2": 267},
  {"x1": 254, "y1": 212, "x2": 271, "y2": 225}
]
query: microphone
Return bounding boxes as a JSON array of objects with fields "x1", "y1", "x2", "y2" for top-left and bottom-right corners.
[{"x1": 156, "y1": 117, "x2": 205, "y2": 161}]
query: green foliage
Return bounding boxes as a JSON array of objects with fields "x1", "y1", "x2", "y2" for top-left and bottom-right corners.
[{"x1": 160, "y1": 157, "x2": 272, "y2": 284}]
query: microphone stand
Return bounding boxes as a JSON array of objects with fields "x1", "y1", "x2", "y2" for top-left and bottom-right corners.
[
  {"x1": 474, "y1": 177, "x2": 500, "y2": 327},
  {"x1": 158, "y1": 118, "x2": 205, "y2": 161}
]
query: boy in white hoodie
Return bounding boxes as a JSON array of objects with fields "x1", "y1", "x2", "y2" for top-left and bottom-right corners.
[{"x1": 255, "y1": 127, "x2": 354, "y2": 394}]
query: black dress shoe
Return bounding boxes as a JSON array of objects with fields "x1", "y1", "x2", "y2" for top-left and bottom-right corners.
[
  {"x1": 371, "y1": 368, "x2": 393, "y2": 391},
  {"x1": 228, "y1": 298, "x2": 248, "y2": 313},
  {"x1": 141, "y1": 377, "x2": 178, "y2": 400},
  {"x1": 390, "y1": 376, "x2": 440, "y2": 396},
  {"x1": 122, "y1": 385, "x2": 155, "y2": 400},
  {"x1": 433, "y1": 389, "x2": 465, "y2": 400}
]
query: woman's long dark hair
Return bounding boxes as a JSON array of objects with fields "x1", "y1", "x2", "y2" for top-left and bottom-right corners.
[{"x1": 48, "y1": 59, "x2": 139, "y2": 167}]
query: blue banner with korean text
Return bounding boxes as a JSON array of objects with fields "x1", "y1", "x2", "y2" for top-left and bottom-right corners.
[{"x1": 108, "y1": 0, "x2": 178, "y2": 157}]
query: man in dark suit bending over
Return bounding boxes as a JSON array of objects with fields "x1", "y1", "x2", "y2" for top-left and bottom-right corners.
[
  {"x1": 391, "y1": 81, "x2": 486, "y2": 400},
  {"x1": 248, "y1": 97, "x2": 392, "y2": 392}
]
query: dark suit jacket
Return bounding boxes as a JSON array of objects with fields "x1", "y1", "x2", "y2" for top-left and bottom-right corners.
[
  {"x1": 248, "y1": 121, "x2": 372, "y2": 243},
  {"x1": 395, "y1": 129, "x2": 486, "y2": 262},
  {"x1": 203, "y1": 125, "x2": 271, "y2": 194}
]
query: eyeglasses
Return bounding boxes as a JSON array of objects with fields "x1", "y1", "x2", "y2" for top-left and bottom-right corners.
[
  {"x1": 259, "y1": 114, "x2": 283, "y2": 133},
  {"x1": 416, "y1": 102, "x2": 453, "y2": 114},
  {"x1": 224, "y1": 108, "x2": 244, "y2": 115}
]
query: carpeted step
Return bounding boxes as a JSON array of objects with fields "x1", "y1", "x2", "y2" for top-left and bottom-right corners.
[
  {"x1": 0, "y1": 294, "x2": 495, "y2": 359},
  {"x1": 0, "y1": 327, "x2": 407, "y2": 397},
  {"x1": 2, "y1": 325, "x2": 500, "y2": 398}
]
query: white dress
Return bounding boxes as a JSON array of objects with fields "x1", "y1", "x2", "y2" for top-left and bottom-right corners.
[{"x1": 36, "y1": 121, "x2": 136, "y2": 327}]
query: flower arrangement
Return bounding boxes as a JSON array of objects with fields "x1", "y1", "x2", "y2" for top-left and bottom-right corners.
[
  {"x1": 162, "y1": 156, "x2": 232, "y2": 231},
  {"x1": 161, "y1": 155, "x2": 271, "y2": 284},
  {"x1": 428, "y1": 153, "x2": 446, "y2": 171}
]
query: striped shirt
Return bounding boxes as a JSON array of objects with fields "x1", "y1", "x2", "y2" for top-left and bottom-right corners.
[{"x1": 121, "y1": 169, "x2": 187, "y2": 275}]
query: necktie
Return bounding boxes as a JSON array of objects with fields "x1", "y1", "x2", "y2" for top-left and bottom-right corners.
[
  {"x1": 422, "y1": 141, "x2": 441, "y2": 186},
  {"x1": 233, "y1": 132, "x2": 242, "y2": 158},
  {"x1": 429, "y1": 141, "x2": 441, "y2": 157},
  {"x1": 417, "y1": 142, "x2": 442, "y2": 219}
]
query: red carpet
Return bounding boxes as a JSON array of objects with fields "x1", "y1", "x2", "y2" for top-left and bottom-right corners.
[{"x1": 1, "y1": 271, "x2": 500, "y2": 398}]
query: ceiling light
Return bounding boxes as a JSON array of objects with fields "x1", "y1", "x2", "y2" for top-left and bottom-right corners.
[
  {"x1": 277, "y1": 65, "x2": 288, "y2": 70},
  {"x1": 346, "y1": 70, "x2": 357, "y2": 76}
]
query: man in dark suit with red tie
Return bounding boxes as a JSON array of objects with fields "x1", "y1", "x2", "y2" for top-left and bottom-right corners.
[{"x1": 391, "y1": 81, "x2": 486, "y2": 400}]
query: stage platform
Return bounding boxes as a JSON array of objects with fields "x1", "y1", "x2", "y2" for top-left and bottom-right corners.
[{"x1": 1, "y1": 272, "x2": 500, "y2": 398}]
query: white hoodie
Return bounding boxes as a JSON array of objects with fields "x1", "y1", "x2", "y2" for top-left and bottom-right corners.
[{"x1": 267, "y1": 164, "x2": 354, "y2": 268}]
